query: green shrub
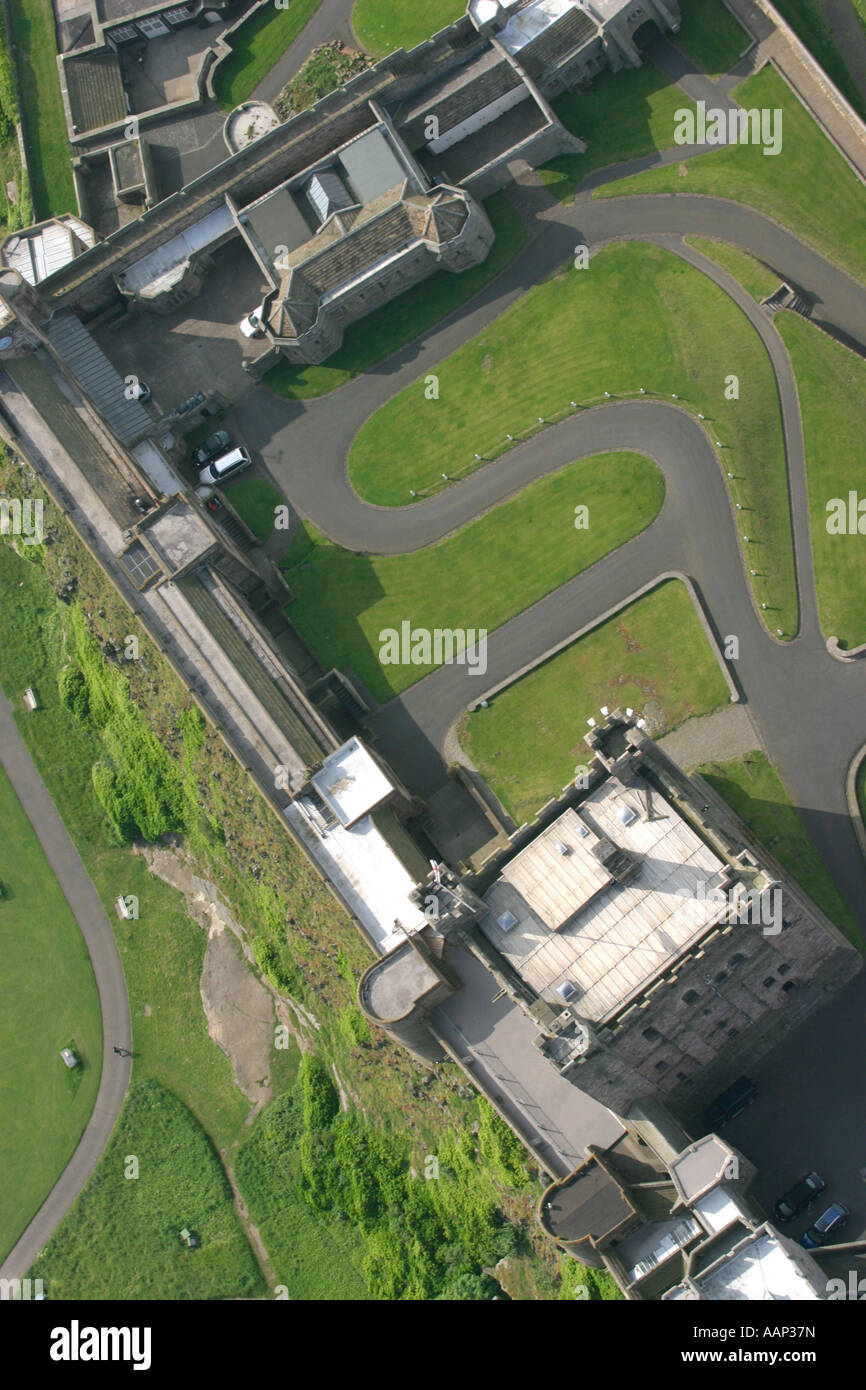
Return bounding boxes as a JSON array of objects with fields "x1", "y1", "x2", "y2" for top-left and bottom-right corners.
[
  {"x1": 477, "y1": 1098, "x2": 530, "y2": 1188},
  {"x1": 57, "y1": 665, "x2": 90, "y2": 722}
]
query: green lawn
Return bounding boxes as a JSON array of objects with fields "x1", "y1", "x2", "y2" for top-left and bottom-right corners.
[
  {"x1": 857, "y1": 757, "x2": 866, "y2": 828},
  {"x1": 30, "y1": 1080, "x2": 264, "y2": 1300},
  {"x1": 0, "y1": 767, "x2": 102, "y2": 1263},
  {"x1": 282, "y1": 451, "x2": 664, "y2": 701},
  {"x1": 348, "y1": 240, "x2": 796, "y2": 634},
  {"x1": 538, "y1": 64, "x2": 695, "y2": 203},
  {"x1": 6, "y1": 0, "x2": 75, "y2": 220},
  {"x1": 597, "y1": 68, "x2": 866, "y2": 287},
  {"x1": 776, "y1": 313, "x2": 866, "y2": 649},
  {"x1": 352, "y1": 0, "x2": 465, "y2": 57},
  {"x1": 214, "y1": 0, "x2": 323, "y2": 110},
  {"x1": 698, "y1": 753, "x2": 862, "y2": 947},
  {"x1": 0, "y1": 11, "x2": 32, "y2": 232},
  {"x1": 226, "y1": 476, "x2": 285, "y2": 542},
  {"x1": 684, "y1": 237, "x2": 781, "y2": 302},
  {"x1": 462, "y1": 580, "x2": 729, "y2": 826},
  {"x1": 674, "y1": 0, "x2": 750, "y2": 78},
  {"x1": 264, "y1": 191, "x2": 525, "y2": 399},
  {"x1": 772, "y1": 0, "x2": 866, "y2": 121}
]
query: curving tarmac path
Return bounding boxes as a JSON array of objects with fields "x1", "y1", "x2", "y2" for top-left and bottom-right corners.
[
  {"x1": 0, "y1": 694, "x2": 132, "y2": 1283},
  {"x1": 234, "y1": 186, "x2": 866, "y2": 933}
]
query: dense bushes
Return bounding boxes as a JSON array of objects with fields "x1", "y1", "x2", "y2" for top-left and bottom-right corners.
[
  {"x1": 68, "y1": 608, "x2": 185, "y2": 843},
  {"x1": 239, "y1": 1058, "x2": 526, "y2": 1300},
  {"x1": 477, "y1": 1098, "x2": 530, "y2": 1188},
  {"x1": 57, "y1": 665, "x2": 90, "y2": 722}
]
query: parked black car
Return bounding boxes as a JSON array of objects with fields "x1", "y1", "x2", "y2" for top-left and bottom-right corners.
[
  {"x1": 801, "y1": 1203, "x2": 850, "y2": 1249},
  {"x1": 192, "y1": 430, "x2": 232, "y2": 468},
  {"x1": 773, "y1": 1172, "x2": 826, "y2": 1223},
  {"x1": 704, "y1": 1076, "x2": 757, "y2": 1130}
]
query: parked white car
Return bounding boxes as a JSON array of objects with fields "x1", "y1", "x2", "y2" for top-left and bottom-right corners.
[{"x1": 239, "y1": 305, "x2": 266, "y2": 338}]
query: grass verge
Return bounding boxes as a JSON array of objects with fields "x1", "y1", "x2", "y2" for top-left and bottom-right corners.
[
  {"x1": 31, "y1": 1080, "x2": 264, "y2": 1300},
  {"x1": 214, "y1": 0, "x2": 323, "y2": 110},
  {"x1": 352, "y1": 0, "x2": 465, "y2": 58},
  {"x1": 674, "y1": 0, "x2": 751, "y2": 78},
  {"x1": 225, "y1": 476, "x2": 285, "y2": 542},
  {"x1": 684, "y1": 237, "x2": 781, "y2": 302},
  {"x1": 0, "y1": 767, "x2": 101, "y2": 1262},
  {"x1": 347, "y1": 240, "x2": 796, "y2": 634},
  {"x1": 6, "y1": 0, "x2": 75, "y2": 219},
  {"x1": 461, "y1": 579, "x2": 729, "y2": 825},
  {"x1": 264, "y1": 191, "x2": 525, "y2": 399},
  {"x1": 282, "y1": 451, "x2": 664, "y2": 701},
  {"x1": 697, "y1": 753, "x2": 862, "y2": 947},
  {"x1": 596, "y1": 68, "x2": 866, "y2": 287},
  {"x1": 775, "y1": 312, "x2": 866, "y2": 649}
]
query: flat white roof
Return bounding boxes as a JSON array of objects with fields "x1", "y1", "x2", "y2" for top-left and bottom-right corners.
[
  {"x1": 698, "y1": 1230, "x2": 823, "y2": 1301},
  {"x1": 482, "y1": 778, "x2": 733, "y2": 1022},
  {"x1": 312, "y1": 736, "x2": 393, "y2": 827},
  {"x1": 285, "y1": 801, "x2": 425, "y2": 955},
  {"x1": 499, "y1": 0, "x2": 574, "y2": 52},
  {"x1": 500, "y1": 808, "x2": 612, "y2": 930},
  {"x1": 693, "y1": 1185, "x2": 742, "y2": 1235}
]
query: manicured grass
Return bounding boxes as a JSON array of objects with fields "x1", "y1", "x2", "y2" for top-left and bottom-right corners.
[
  {"x1": 282, "y1": 451, "x2": 664, "y2": 701},
  {"x1": 264, "y1": 191, "x2": 525, "y2": 399},
  {"x1": 0, "y1": 768, "x2": 101, "y2": 1263},
  {"x1": 6, "y1": 0, "x2": 75, "y2": 220},
  {"x1": 776, "y1": 312, "x2": 866, "y2": 649},
  {"x1": 684, "y1": 237, "x2": 781, "y2": 302},
  {"x1": 674, "y1": 0, "x2": 750, "y2": 78},
  {"x1": 31, "y1": 1080, "x2": 264, "y2": 1300},
  {"x1": 226, "y1": 476, "x2": 285, "y2": 542},
  {"x1": 597, "y1": 68, "x2": 866, "y2": 287},
  {"x1": 214, "y1": 0, "x2": 323, "y2": 110},
  {"x1": 857, "y1": 757, "x2": 866, "y2": 828},
  {"x1": 352, "y1": 0, "x2": 465, "y2": 58},
  {"x1": 698, "y1": 753, "x2": 862, "y2": 947},
  {"x1": 348, "y1": 240, "x2": 796, "y2": 633},
  {"x1": 462, "y1": 580, "x2": 729, "y2": 826},
  {"x1": 538, "y1": 64, "x2": 695, "y2": 202},
  {"x1": 772, "y1": 0, "x2": 866, "y2": 121}
]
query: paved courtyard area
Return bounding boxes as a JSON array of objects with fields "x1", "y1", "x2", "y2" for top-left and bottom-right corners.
[{"x1": 93, "y1": 237, "x2": 272, "y2": 412}]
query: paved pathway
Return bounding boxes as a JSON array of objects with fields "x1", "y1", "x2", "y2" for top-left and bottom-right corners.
[
  {"x1": 0, "y1": 695, "x2": 131, "y2": 1283},
  {"x1": 251, "y1": 0, "x2": 359, "y2": 105}
]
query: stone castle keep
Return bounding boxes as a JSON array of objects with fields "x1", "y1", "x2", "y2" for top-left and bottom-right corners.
[
  {"x1": 359, "y1": 715, "x2": 859, "y2": 1138},
  {"x1": 0, "y1": 1, "x2": 682, "y2": 368}
]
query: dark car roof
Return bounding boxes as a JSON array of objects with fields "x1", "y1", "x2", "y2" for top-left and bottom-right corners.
[{"x1": 815, "y1": 1203, "x2": 848, "y2": 1230}]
